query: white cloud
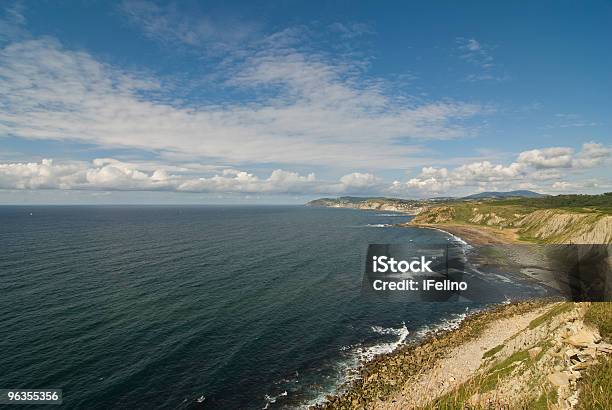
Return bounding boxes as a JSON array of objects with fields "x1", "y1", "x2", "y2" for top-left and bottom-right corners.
[
  {"x1": 456, "y1": 37, "x2": 494, "y2": 69},
  {"x1": 0, "y1": 33, "x2": 482, "y2": 169},
  {"x1": 465, "y1": 39, "x2": 481, "y2": 51},
  {"x1": 339, "y1": 172, "x2": 380, "y2": 189},
  {"x1": 0, "y1": 158, "x2": 377, "y2": 195},
  {"x1": 392, "y1": 142, "x2": 611, "y2": 195},
  {"x1": 456, "y1": 37, "x2": 508, "y2": 82},
  {"x1": 119, "y1": 0, "x2": 259, "y2": 50},
  {"x1": 517, "y1": 147, "x2": 574, "y2": 169},
  {"x1": 517, "y1": 143, "x2": 611, "y2": 169},
  {"x1": 0, "y1": 159, "x2": 85, "y2": 189},
  {"x1": 573, "y1": 142, "x2": 612, "y2": 168},
  {"x1": 1, "y1": 140, "x2": 609, "y2": 197}
]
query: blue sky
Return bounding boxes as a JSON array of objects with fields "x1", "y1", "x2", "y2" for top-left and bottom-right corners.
[{"x1": 0, "y1": 0, "x2": 610, "y2": 203}]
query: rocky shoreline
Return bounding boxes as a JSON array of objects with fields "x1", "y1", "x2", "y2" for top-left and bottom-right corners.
[
  {"x1": 312, "y1": 301, "x2": 550, "y2": 409},
  {"x1": 313, "y1": 299, "x2": 612, "y2": 409},
  {"x1": 311, "y1": 219, "x2": 611, "y2": 409}
]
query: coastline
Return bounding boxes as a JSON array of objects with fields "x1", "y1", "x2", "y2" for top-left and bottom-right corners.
[
  {"x1": 313, "y1": 221, "x2": 550, "y2": 409},
  {"x1": 404, "y1": 222, "x2": 520, "y2": 245},
  {"x1": 314, "y1": 300, "x2": 555, "y2": 409},
  {"x1": 313, "y1": 213, "x2": 610, "y2": 409}
]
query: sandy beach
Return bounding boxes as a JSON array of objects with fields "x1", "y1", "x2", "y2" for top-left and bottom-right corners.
[{"x1": 405, "y1": 223, "x2": 520, "y2": 245}]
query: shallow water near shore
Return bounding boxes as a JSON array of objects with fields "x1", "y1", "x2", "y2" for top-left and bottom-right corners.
[{"x1": 0, "y1": 206, "x2": 551, "y2": 409}]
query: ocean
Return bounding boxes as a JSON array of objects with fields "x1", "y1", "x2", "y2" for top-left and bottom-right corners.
[{"x1": 0, "y1": 206, "x2": 550, "y2": 409}]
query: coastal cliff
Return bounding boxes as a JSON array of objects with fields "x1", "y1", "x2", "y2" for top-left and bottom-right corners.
[
  {"x1": 317, "y1": 302, "x2": 612, "y2": 410},
  {"x1": 309, "y1": 192, "x2": 612, "y2": 244},
  {"x1": 311, "y1": 193, "x2": 612, "y2": 409},
  {"x1": 307, "y1": 197, "x2": 424, "y2": 214},
  {"x1": 412, "y1": 205, "x2": 612, "y2": 244}
]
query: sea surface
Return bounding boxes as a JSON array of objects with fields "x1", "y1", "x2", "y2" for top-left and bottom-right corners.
[{"x1": 0, "y1": 206, "x2": 550, "y2": 409}]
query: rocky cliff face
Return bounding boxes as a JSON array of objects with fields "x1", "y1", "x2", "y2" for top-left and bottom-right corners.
[
  {"x1": 517, "y1": 210, "x2": 612, "y2": 244},
  {"x1": 453, "y1": 303, "x2": 611, "y2": 409},
  {"x1": 413, "y1": 205, "x2": 612, "y2": 244}
]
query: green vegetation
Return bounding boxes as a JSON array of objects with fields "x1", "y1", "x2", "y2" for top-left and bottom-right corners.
[
  {"x1": 576, "y1": 302, "x2": 612, "y2": 409},
  {"x1": 427, "y1": 350, "x2": 530, "y2": 409},
  {"x1": 528, "y1": 302, "x2": 573, "y2": 329},
  {"x1": 413, "y1": 194, "x2": 611, "y2": 244},
  {"x1": 480, "y1": 349, "x2": 529, "y2": 392},
  {"x1": 495, "y1": 192, "x2": 612, "y2": 214},
  {"x1": 482, "y1": 343, "x2": 504, "y2": 359},
  {"x1": 310, "y1": 192, "x2": 612, "y2": 214},
  {"x1": 425, "y1": 379, "x2": 475, "y2": 409},
  {"x1": 528, "y1": 387, "x2": 558, "y2": 410},
  {"x1": 577, "y1": 355, "x2": 612, "y2": 410},
  {"x1": 442, "y1": 193, "x2": 612, "y2": 221},
  {"x1": 584, "y1": 302, "x2": 612, "y2": 342}
]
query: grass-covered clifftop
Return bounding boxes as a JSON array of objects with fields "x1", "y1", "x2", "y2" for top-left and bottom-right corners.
[
  {"x1": 412, "y1": 193, "x2": 612, "y2": 244},
  {"x1": 311, "y1": 193, "x2": 612, "y2": 409},
  {"x1": 308, "y1": 193, "x2": 612, "y2": 243}
]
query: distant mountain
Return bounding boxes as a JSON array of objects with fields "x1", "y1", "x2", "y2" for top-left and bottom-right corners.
[{"x1": 461, "y1": 190, "x2": 546, "y2": 200}]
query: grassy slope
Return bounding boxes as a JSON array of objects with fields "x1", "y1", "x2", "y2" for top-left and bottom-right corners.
[
  {"x1": 413, "y1": 193, "x2": 612, "y2": 243},
  {"x1": 577, "y1": 302, "x2": 612, "y2": 409},
  {"x1": 317, "y1": 302, "x2": 548, "y2": 409},
  {"x1": 426, "y1": 303, "x2": 573, "y2": 410}
]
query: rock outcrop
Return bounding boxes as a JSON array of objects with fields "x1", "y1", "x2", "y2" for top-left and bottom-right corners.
[{"x1": 517, "y1": 210, "x2": 612, "y2": 243}]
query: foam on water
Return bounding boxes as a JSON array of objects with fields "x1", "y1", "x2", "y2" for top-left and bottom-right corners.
[
  {"x1": 413, "y1": 307, "x2": 474, "y2": 339},
  {"x1": 302, "y1": 322, "x2": 409, "y2": 408}
]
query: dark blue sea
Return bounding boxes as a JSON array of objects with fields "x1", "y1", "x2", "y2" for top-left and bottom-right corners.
[{"x1": 0, "y1": 206, "x2": 549, "y2": 409}]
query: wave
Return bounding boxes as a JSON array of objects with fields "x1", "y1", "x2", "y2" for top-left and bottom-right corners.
[
  {"x1": 358, "y1": 322, "x2": 410, "y2": 360},
  {"x1": 413, "y1": 308, "x2": 474, "y2": 339},
  {"x1": 302, "y1": 310, "x2": 491, "y2": 409},
  {"x1": 375, "y1": 213, "x2": 408, "y2": 217},
  {"x1": 365, "y1": 223, "x2": 393, "y2": 228},
  {"x1": 418, "y1": 226, "x2": 471, "y2": 248},
  {"x1": 301, "y1": 322, "x2": 409, "y2": 408},
  {"x1": 262, "y1": 391, "x2": 288, "y2": 409}
]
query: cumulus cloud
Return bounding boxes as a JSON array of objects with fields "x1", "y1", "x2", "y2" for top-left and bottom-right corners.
[
  {"x1": 392, "y1": 142, "x2": 611, "y2": 195},
  {"x1": 517, "y1": 147, "x2": 574, "y2": 169},
  {"x1": 339, "y1": 172, "x2": 380, "y2": 189},
  {"x1": 573, "y1": 142, "x2": 612, "y2": 168},
  {"x1": 0, "y1": 158, "x2": 379, "y2": 195},
  {"x1": 517, "y1": 143, "x2": 611, "y2": 169},
  {"x1": 0, "y1": 159, "x2": 84, "y2": 189},
  {"x1": 1, "y1": 140, "x2": 609, "y2": 197}
]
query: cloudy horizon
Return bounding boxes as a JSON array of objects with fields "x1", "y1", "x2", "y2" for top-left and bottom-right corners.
[{"x1": 1, "y1": 1, "x2": 610, "y2": 203}]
